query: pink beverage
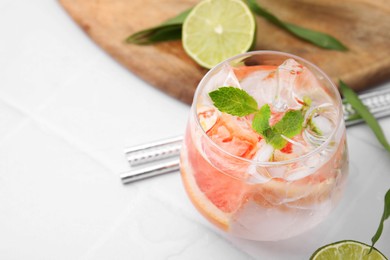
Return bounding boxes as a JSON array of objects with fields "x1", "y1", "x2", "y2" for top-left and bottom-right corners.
[{"x1": 180, "y1": 51, "x2": 349, "y2": 241}]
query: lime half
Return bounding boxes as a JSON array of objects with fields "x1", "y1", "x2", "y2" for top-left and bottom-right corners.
[
  {"x1": 182, "y1": 0, "x2": 256, "y2": 69},
  {"x1": 311, "y1": 240, "x2": 388, "y2": 260}
]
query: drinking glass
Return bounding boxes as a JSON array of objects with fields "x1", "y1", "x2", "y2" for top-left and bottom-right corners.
[{"x1": 180, "y1": 51, "x2": 349, "y2": 241}]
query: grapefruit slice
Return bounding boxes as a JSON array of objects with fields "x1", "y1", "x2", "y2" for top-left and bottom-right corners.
[
  {"x1": 206, "y1": 113, "x2": 259, "y2": 159},
  {"x1": 181, "y1": 164, "x2": 230, "y2": 231},
  {"x1": 181, "y1": 113, "x2": 260, "y2": 230}
]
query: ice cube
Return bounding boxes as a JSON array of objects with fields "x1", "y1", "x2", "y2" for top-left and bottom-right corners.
[
  {"x1": 284, "y1": 165, "x2": 317, "y2": 182},
  {"x1": 311, "y1": 115, "x2": 333, "y2": 136},
  {"x1": 292, "y1": 64, "x2": 333, "y2": 106},
  {"x1": 304, "y1": 103, "x2": 337, "y2": 147},
  {"x1": 273, "y1": 59, "x2": 304, "y2": 112},
  {"x1": 246, "y1": 140, "x2": 293, "y2": 180},
  {"x1": 231, "y1": 198, "x2": 332, "y2": 240},
  {"x1": 267, "y1": 166, "x2": 287, "y2": 179},
  {"x1": 253, "y1": 140, "x2": 274, "y2": 162},
  {"x1": 197, "y1": 105, "x2": 219, "y2": 132},
  {"x1": 273, "y1": 134, "x2": 309, "y2": 162},
  {"x1": 198, "y1": 63, "x2": 241, "y2": 107},
  {"x1": 240, "y1": 69, "x2": 277, "y2": 107},
  {"x1": 246, "y1": 140, "x2": 274, "y2": 183}
]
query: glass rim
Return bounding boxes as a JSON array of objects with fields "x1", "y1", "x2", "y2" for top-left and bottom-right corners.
[{"x1": 192, "y1": 50, "x2": 344, "y2": 167}]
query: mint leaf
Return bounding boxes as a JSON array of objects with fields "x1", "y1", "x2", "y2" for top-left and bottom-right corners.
[
  {"x1": 339, "y1": 80, "x2": 390, "y2": 152},
  {"x1": 261, "y1": 110, "x2": 304, "y2": 149},
  {"x1": 251, "y1": 104, "x2": 292, "y2": 149},
  {"x1": 252, "y1": 106, "x2": 304, "y2": 150},
  {"x1": 252, "y1": 104, "x2": 271, "y2": 134},
  {"x1": 273, "y1": 110, "x2": 304, "y2": 139},
  {"x1": 265, "y1": 130, "x2": 287, "y2": 150},
  {"x1": 209, "y1": 87, "x2": 259, "y2": 116},
  {"x1": 370, "y1": 189, "x2": 390, "y2": 251}
]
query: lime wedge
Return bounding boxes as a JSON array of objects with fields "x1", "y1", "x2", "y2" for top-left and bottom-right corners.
[
  {"x1": 182, "y1": 0, "x2": 256, "y2": 69},
  {"x1": 310, "y1": 240, "x2": 388, "y2": 260}
]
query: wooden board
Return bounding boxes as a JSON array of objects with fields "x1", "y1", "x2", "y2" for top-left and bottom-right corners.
[{"x1": 59, "y1": 0, "x2": 390, "y2": 104}]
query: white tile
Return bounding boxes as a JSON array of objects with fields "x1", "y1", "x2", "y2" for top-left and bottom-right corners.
[
  {"x1": 82, "y1": 192, "x2": 251, "y2": 260},
  {"x1": 167, "y1": 233, "x2": 253, "y2": 260},
  {"x1": 38, "y1": 60, "x2": 189, "y2": 170},
  {"x1": 1, "y1": 0, "x2": 389, "y2": 259},
  {"x1": 0, "y1": 0, "x2": 13, "y2": 11},
  {"x1": 0, "y1": 122, "x2": 138, "y2": 259},
  {"x1": 0, "y1": 0, "x2": 105, "y2": 110},
  {"x1": 347, "y1": 116, "x2": 390, "y2": 152}
]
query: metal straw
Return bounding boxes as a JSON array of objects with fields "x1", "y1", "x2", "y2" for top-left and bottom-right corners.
[
  {"x1": 124, "y1": 136, "x2": 182, "y2": 166},
  {"x1": 121, "y1": 158, "x2": 180, "y2": 184}
]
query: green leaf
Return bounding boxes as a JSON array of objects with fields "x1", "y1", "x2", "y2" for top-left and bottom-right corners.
[
  {"x1": 273, "y1": 110, "x2": 304, "y2": 138},
  {"x1": 340, "y1": 82, "x2": 390, "y2": 252},
  {"x1": 252, "y1": 105, "x2": 287, "y2": 149},
  {"x1": 284, "y1": 23, "x2": 347, "y2": 51},
  {"x1": 245, "y1": 0, "x2": 347, "y2": 50},
  {"x1": 209, "y1": 87, "x2": 304, "y2": 150},
  {"x1": 127, "y1": 1, "x2": 347, "y2": 49},
  {"x1": 262, "y1": 110, "x2": 304, "y2": 149},
  {"x1": 252, "y1": 106, "x2": 304, "y2": 150},
  {"x1": 126, "y1": 24, "x2": 182, "y2": 45},
  {"x1": 252, "y1": 104, "x2": 271, "y2": 134},
  {"x1": 266, "y1": 130, "x2": 287, "y2": 150},
  {"x1": 370, "y1": 189, "x2": 390, "y2": 251},
  {"x1": 161, "y1": 8, "x2": 192, "y2": 26},
  {"x1": 209, "y1": 87, "x2": 259, "y2": 116},
  {"x1": 339, "y1": 80, "x2": 390, "y2": 152},
  {"x1": 126, "y1": 8, "x2": 191, "y2": 45}
]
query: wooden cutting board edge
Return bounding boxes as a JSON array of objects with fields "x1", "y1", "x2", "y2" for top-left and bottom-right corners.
[
  {"x1": 58, "y1": 0, "x2": 390, "y2": 105},
  {"x1": 58, "y1": 0, "x2": 203, "y2": 105}
]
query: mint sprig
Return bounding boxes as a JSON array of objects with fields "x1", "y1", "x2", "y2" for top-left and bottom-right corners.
[
  {"x1": 208, "y1": 87, "x2": 258, "y2": 116},
  {"x1": 209, "y1": 87, "x2": 304, "y2": 150},
  {"x1": 253, "y1": 105, "x2": 304, "y2": 149}
]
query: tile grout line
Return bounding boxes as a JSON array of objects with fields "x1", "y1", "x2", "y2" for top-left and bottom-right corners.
[
  {"x1": 0, "y1": 91, "x2": 119, "y2": 175},
  {"x1": 0, "y1": 111, "x2": 32, "y2": 148}
]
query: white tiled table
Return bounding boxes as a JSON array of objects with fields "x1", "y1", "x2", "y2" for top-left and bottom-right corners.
[{"x1": 0, "y1": 1, "x2": 389, "y2": 259}]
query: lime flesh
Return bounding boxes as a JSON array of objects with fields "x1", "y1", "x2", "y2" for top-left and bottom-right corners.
[
  {"x1": 311, "y1": 240, "x2": 388, "y2": 260},
  {"x1": 182, "y1": 0, "x2": 256, "y2": 69}
]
